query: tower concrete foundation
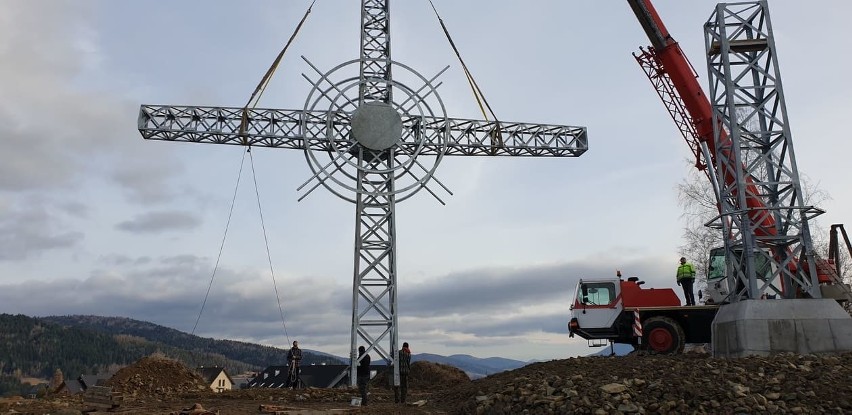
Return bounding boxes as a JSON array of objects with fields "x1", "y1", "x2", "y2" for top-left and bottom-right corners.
[{"x1": 712, "y1": 299, "x2": 852, "y2": 357}]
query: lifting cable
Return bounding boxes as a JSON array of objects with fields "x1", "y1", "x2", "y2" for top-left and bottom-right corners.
[
  {"x1": 190, "y1": 148, "x2": 292, "y2": 346},
  {"x1": 248, "y1": 148, "x2": 291, "y2": 345},
  {"x1": 239, "y1": 0, "x2": 317, "y2": 139},
  {"x1": 427, "y1": 0, "x2": 504, "y2": 151},
  {"x1": 191, "y1": 149, "x2": 249, "y2": 336},
  {"x1": 218, "y1": 1, "x2": 317, "y2": 344}
]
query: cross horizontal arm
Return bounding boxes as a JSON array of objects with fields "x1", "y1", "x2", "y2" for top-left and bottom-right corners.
[
  {"x1": 139, "y1": 105, "x2": 588, "y2": 157},
  {"x1": 412, "y1": 117, "x2": 587, "y2": 157},
  {"x1": 138, "y1": 105, "x2": 336, "y2": 151}
]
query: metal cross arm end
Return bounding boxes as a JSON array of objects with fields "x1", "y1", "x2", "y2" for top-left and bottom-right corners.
[
  {"x1": 138, "y1": 105, "x2": 341, "y2": 150},
  {"x1": 409, "y1": 117, "x2": 588, "y2": 157}
]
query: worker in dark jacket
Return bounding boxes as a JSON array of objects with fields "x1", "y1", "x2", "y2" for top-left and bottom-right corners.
[
  {"x1": 394, "y1": 342, "x2": 412, "y2": 404},
  {"x1": 676, "y1": 257, "x2": 697, "y2": 306},
  {"x1": 357, "y1": 346, "x2": 371, "y2": 405},
  {"x1": 287, "y1": 340, "x2": 302, "y2": 389}
]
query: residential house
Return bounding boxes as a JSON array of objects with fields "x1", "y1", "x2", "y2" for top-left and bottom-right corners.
[
  {"x1": 197, "y1": 367, "x2": 234, "y2": 393},
  {"x1": 54, "y1": 379, "x2": 85, "y2": 395},
  {"x1": 229, "y1": 374, "x2": 254, "y2": 390},
  {"x1": 54, "y1": 374, "x2": 110, "y2": 395}
]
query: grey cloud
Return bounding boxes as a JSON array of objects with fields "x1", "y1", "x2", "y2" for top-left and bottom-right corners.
[
  {"x1": 115, "y1": 211, "x2": 202, "y2": 234},
  {"x1": 97, "y1": 254, "x2": 154, "y2": 267},
  {"x1": 57, "y1": 201, "x2": 90, "y2": 218},
  {"x1": 432, "y1": 311, "x2": 571, "y2": 338},
  {"x1": 109, "y1": 157, "x2": 186, "y2": 204},
  {"x1": 400, "y1": 257, "x2": 673, "y2": 317},
  {"x1": 0, "y1": 254, "x2": 350, "y2": 348},
  {"x1": 97, "y1": 254, "x2": 134, "y2": 266},
  {"x1": 0, "y1": 229, "x2": 82, "y2": 261},
  {"x1": 0, "y1": 200, "x2": 84, "y2": 260},
  {"x1": 0, "y1": 2, "x2": 127, "y2": 192},
  {"x1": 386, "y1": 257, "x2": 679, "y2": 346},
  {"x1": 400, "y1": 265, "x2": 574, "y2": 316},
  {"x1": 0, "y1": 2, "x2": 187, "y2": 207},
  {"x1": 161, "y1": 254, "x2": 206, "y2": 266},
  {"x1": 0, "y1": 255, "x2": 678, "y2": 356},
  {"x1": 0, "y1": 128, "x2": 80, "y2": 192}
]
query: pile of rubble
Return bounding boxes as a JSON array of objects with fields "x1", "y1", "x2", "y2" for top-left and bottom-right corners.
[
  {"x1": 433, "y1": 352, "x2": 852, "y2": 414},
  {"x1": 105, "y1": 355, "x2": 209, "y2": 398},
  {"x1": 7, "y1": 352, "x2": 852, "y2": 414},
  {"x1": 372, "y1": 361, "x2": 471, "y2": 391}
]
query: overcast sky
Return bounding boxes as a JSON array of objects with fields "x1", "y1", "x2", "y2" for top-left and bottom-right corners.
[{"x1": 1, "y1": 1, "x2": 850, "y2": 362}]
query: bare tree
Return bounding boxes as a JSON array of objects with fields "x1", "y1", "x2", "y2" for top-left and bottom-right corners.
[
  {"x1": 675, "y1": 163, "x2": 842, "y2": 293},
  {"x1": 675, "y1": 168, "x2": 720, "y2": 294}
]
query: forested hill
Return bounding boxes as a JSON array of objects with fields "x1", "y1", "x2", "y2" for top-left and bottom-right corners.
[
  {"x1": 0, "y1": 314, "x2": 343, "y2": 396},
  {"x1": 41, "y1": 315, "x2": 342, "y2": 369}
]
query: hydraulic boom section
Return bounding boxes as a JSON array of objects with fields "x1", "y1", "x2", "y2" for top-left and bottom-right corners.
[{"x1": 626, "y1": 0, "x2": 774, "y2": 240}]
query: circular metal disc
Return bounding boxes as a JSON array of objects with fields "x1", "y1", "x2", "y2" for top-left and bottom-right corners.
[{"x1": 350, "y1": 101, "x2": 403, "y2": 151}]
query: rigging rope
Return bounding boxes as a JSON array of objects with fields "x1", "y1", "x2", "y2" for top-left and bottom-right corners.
[
  {"x1": 239, "y1": 0, "x2": 317, "y2": 140},
  {"x1": 427, "y1": 0, "x2": 504, "y2": 151},
  {"x1": 191, "y1": 149, "x2": 248, "y2": 335},
  {"x1": 248, "y1": 149, "x2": 291, "y2": 345},
  {"x1": 190, "y1": 148, "x2": 292, "y2": 346},
  {"x1": 194, "y1": 0, "x2": 315, "y2": 341}
]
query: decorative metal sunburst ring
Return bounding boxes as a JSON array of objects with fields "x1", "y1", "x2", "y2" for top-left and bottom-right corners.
[{"x1": 301, "y1": 58, "x2": 449, "y2": 203}]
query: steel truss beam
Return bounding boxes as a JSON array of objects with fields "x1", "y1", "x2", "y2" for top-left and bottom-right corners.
[
  {"x1": 704, "y1": 1, "x2": 822, "y2": 300},
  {"x1": 138, "y1": 106, "x2": 588, "y2": 158}
]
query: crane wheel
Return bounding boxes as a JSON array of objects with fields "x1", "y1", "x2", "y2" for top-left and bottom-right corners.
[{"x1": 643, "y1": 316, "x2": 685, "y2": 354}]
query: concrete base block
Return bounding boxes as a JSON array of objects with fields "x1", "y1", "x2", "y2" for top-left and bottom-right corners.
[{"x1": 712, "y1": 299, "x2": 852, "y2": 357}]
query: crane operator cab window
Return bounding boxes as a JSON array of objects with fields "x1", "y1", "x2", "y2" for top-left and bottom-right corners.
[
  {"x1": 580, "y1": 282, "x2": 616, "y2": 306},
  {"x1": 707, "y1": 248, "x2": 726, "y2": 282}
]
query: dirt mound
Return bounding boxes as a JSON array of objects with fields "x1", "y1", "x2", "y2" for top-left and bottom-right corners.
[
  {"x1": 373, "y1": 361, "x2": 471, "y2": 391},
  {"x1": 106, "y1": 354, "x2": 209, "y2": 398},
  {"x1": 410, "y1": 361, "x2": 470, "y2": 390},
  {"x1": 432, "y1": 352, "x2": 852, "y2": 414},
  {"x1": 11, "y1": 352, "x2": 852, "y2": 414}
]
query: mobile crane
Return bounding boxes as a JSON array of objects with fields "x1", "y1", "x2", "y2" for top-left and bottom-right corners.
[{"x1": 568, "y1": 0, "x2": 851, "y2": 353}]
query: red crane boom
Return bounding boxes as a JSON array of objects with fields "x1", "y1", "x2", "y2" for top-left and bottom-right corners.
[{"x1": 626, "y1": 0, "x2": 777, "y2": 239}]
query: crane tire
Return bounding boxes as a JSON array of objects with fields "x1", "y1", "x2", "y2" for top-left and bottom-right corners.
[{"x1": 642, "y1": 316, "x2": 685, "y2": 354}]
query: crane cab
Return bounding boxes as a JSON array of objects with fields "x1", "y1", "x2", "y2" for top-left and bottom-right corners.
[
  {"x1": 569, "y1": 276, "x2": 682, "y2": 346},
  {"x1": 704, "y1": 246, "x2": 780, "y2": 303},
  {"x1": 568, "y1": 278, "x2": 623, "y2": 343}
]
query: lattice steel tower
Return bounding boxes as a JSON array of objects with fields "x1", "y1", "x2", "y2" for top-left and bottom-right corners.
[
  {"x1": 137, "y1": 1, "x2": 587, "y2": 386},
  {"x1": 704, "y1": 1, "x2": 822, "y2": 300}
]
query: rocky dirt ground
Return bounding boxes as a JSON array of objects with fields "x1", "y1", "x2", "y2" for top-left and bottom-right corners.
[{"x1": 1, "y1": 351, "x2": 851, "y2": 414}]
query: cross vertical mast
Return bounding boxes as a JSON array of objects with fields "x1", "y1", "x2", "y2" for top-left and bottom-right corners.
[{"x1": 350, "y1": 0, "x2": 399, "y2": 387}]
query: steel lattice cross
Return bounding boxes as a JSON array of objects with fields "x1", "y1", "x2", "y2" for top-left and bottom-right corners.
[{"x1": 137, "y1": 0, "x2": 587, "y2": 387}]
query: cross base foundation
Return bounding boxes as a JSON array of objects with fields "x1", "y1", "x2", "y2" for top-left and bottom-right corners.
[{"x1": 712, "y1": 299, "x2": 852, "y2": 357}]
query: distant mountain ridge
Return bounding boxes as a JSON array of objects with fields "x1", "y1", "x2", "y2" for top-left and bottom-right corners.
[
  {"x1": 43, "y1": 315, "x2": 531, "y2": 378},
  {"x1": 413, "y1": 353, "x2": 527, "y2": 379},
  {"x1": 0, "y1": 314, "x2": 530, "y2": 395},
  {"x1": 588, "y1": 343, "x2": 635, "y2": 357}
]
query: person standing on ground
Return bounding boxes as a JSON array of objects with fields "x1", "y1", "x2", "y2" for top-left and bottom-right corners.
[
  {"x1": 357, "y1": 346, "x2": 371, "y2": 405},
  {"x1": 287, "y1": 340, "x2": 302, "y2": 389},
  {"x1": 676, "y1": 256, "x2": 697, "y2": 306},
  {"x1": 394, "y1": 342, "x2": 412, "y2": 404}
]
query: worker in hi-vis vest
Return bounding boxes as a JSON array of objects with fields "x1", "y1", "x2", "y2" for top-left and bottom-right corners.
[{"x1": 676, "y1": 257, "x2": 697, "y2": 306}]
